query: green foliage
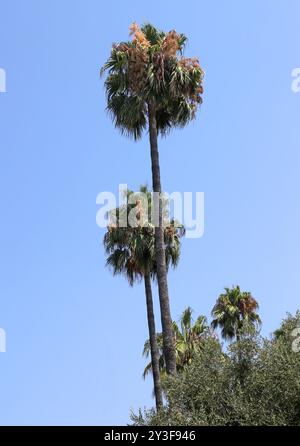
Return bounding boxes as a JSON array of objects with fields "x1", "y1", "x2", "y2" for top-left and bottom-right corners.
[
  {"x1": 133, "y1": 312, "x2": 300, "y2": 426},
  {"x1": 274, "y1": 310, "x2": 300, "y2": 342},
  {"x1": 211, "y1": 286, "x2": 261, "y2": 341},
  {"x1": 143, "y1": 307, "x2": 211, "y2": 379},
  {"x1": 101, "y1": 23, "x2": 204, "y2": 139},
  {"x1": 104, "y1": 186, "x2": 184, "y2": 284}
]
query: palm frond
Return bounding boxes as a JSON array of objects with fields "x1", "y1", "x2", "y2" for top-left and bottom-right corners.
[{"x1": 143, "y1": 362, "x2": 153, "y2": 380}]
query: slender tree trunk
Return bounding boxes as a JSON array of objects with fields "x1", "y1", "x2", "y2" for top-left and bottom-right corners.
[
  {"x1": 236, "y1": 331, "x2": 246, "y2": 388},
  {"x1": 144, "y1": 274, "x2": 163, "y2": 410},
  {"x1": 148, "y1": 101, "x2": 177, "y2": 375},
  {"x1": 236, "y1": 331, "x2": 242, "y2": 365}
]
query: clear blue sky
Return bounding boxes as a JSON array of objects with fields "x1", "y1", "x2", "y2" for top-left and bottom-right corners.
[{"x1": 0, "y1": 0, "x2": 299, "y2": 426}]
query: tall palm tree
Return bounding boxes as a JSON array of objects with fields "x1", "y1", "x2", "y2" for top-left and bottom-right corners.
[
  {"x1": 143, "y1": 307, "x2": 210, "y2": 378},
  {"x1": 104, "y1": 187, "x2": 184, "y2": 408},
  {"x1": 211, "y1": 286, "x2": 261, "y2": 342},
  {"x1": 101, "y1": 23, "x2": 204, "y2": 374}
]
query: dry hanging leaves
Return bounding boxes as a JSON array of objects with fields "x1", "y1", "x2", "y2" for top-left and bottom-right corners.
[
  {"x1": 129, "y1": 22, "x2": 150, "y2": 49},
  {"x1": 162, "y1": 30, "x2": 180, "y2": 57}
]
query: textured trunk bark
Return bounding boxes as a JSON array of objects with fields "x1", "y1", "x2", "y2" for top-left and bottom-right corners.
[
  {"x1": 148, "y1": 101, "x2": 177, "y2": 376},
  {"x1": 144, "y1": 274, "x2": 163, "y2": 410},
  {"x1": 236, "y1": 332, "x2": 244, "y2": 387}
]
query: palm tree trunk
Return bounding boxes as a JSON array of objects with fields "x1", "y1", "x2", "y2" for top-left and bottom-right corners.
[
  {"x1": 144, "y1": 273, "x2": 163, "y2": 409},
  {"x1": 148, "y1": 101, "x2": 177, "y2": 376},
  {"x1": 236, "y1": 332, "x2": 245, "y2": 387}
]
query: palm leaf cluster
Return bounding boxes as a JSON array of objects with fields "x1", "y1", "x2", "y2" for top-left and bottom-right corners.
[
  {"x1": 143, "y1": 287, "x2": 262, "y2": 380},
  {"x1": 143, "y1": 307, "x2": 210, "y2": 378},
  {"x1": 211, "y1": 286, "x2": 261, "y2": 341},
  {"x1": 104, "y1": 187, "x2": 185, "y2": 283},
  {"x1": 101, "y1": 23, "x2": 204, "y2": 139}
]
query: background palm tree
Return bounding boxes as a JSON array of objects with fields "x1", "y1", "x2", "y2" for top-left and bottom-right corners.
[
  {"x1": 211, "y1": 286, "x2": 261, "y2": 341},
  {"x1": 143, "y1": 307, "x2": 210, "y2": 378},
  {"x1": 104, "y1": 186, "x2": 184, "y2": 408},
  {"x1": 101, "y1": 23, "x2": 204, "y2": 375}
]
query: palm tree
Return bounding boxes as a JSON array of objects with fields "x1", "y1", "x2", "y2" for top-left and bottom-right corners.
[
  {"x1": 143, "y1": 307, "x2": 210, "y2": 378},
  {"x1": 211, "y1": 286, "x2": 261, "y2": 342},
  {"x1": 104, "y1": 187, "x2": 184, "y2": 408},
  {"x1": 101, "y1": 23, "x2": 204, "y2": 375}
]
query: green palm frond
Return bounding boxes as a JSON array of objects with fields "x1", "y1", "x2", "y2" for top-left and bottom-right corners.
[
  {"x1": 142, "y1": 339, "x2": 151, "y2": 358},
  {"x1": 181, "y1": 307, "x2": 193, "y2": 334},
  {"x1": 141, "y1": 23, "x2": 165, "y2": 46},
  {"x1": 106, "y1": 93, "x2": 147, "y2": 140},
  {"x1": 143, "y1": 361, "x2": 153, "y2": 380},
  {"x1": 193, "y1": 315, "x2": 209, "y2": 336}
]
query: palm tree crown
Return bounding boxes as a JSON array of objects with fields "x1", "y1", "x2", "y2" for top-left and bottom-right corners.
[
  {"x1": 101, "y1": 22, "x2": 204, "y2": 139},
  {"x1": 211, "y1": 286, "x2": 261, "y2": 341},
  {"x1": 143, "y1": 307, "x2": 210, "y2": 378},
  {"x1": 103, "y1": 187, "x2": 185, "y2": 282}
]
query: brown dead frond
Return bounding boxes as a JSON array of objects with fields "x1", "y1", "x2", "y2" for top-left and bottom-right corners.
[
  {"x1": 162, "y1": 30, "x2": 180, "y2": 57},
  {"x1": 129, "y1": 22, "x2": 150, "y2": 49},
  {"x1": 179, "y1": 57, "x2": 201, "y2": 70}
]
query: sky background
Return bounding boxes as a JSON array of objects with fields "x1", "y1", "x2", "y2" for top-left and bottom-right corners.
[{"x1": 0, "y1": 0, "x2": 299, "y2": 426}]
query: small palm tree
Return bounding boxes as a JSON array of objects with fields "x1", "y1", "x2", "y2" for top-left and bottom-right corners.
[
  {"x1": 101, "y1": 23, "x2": 204, "y2": 375},
  {"x1": 104, "y1": 187, "x2": 184, "y2": 408},
  {"x1": 143, "y1": 307, "x2": 210, "y2": 378},
  {"x1": 211, "y1": 286, "x2": 261, "y2": 342}
]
